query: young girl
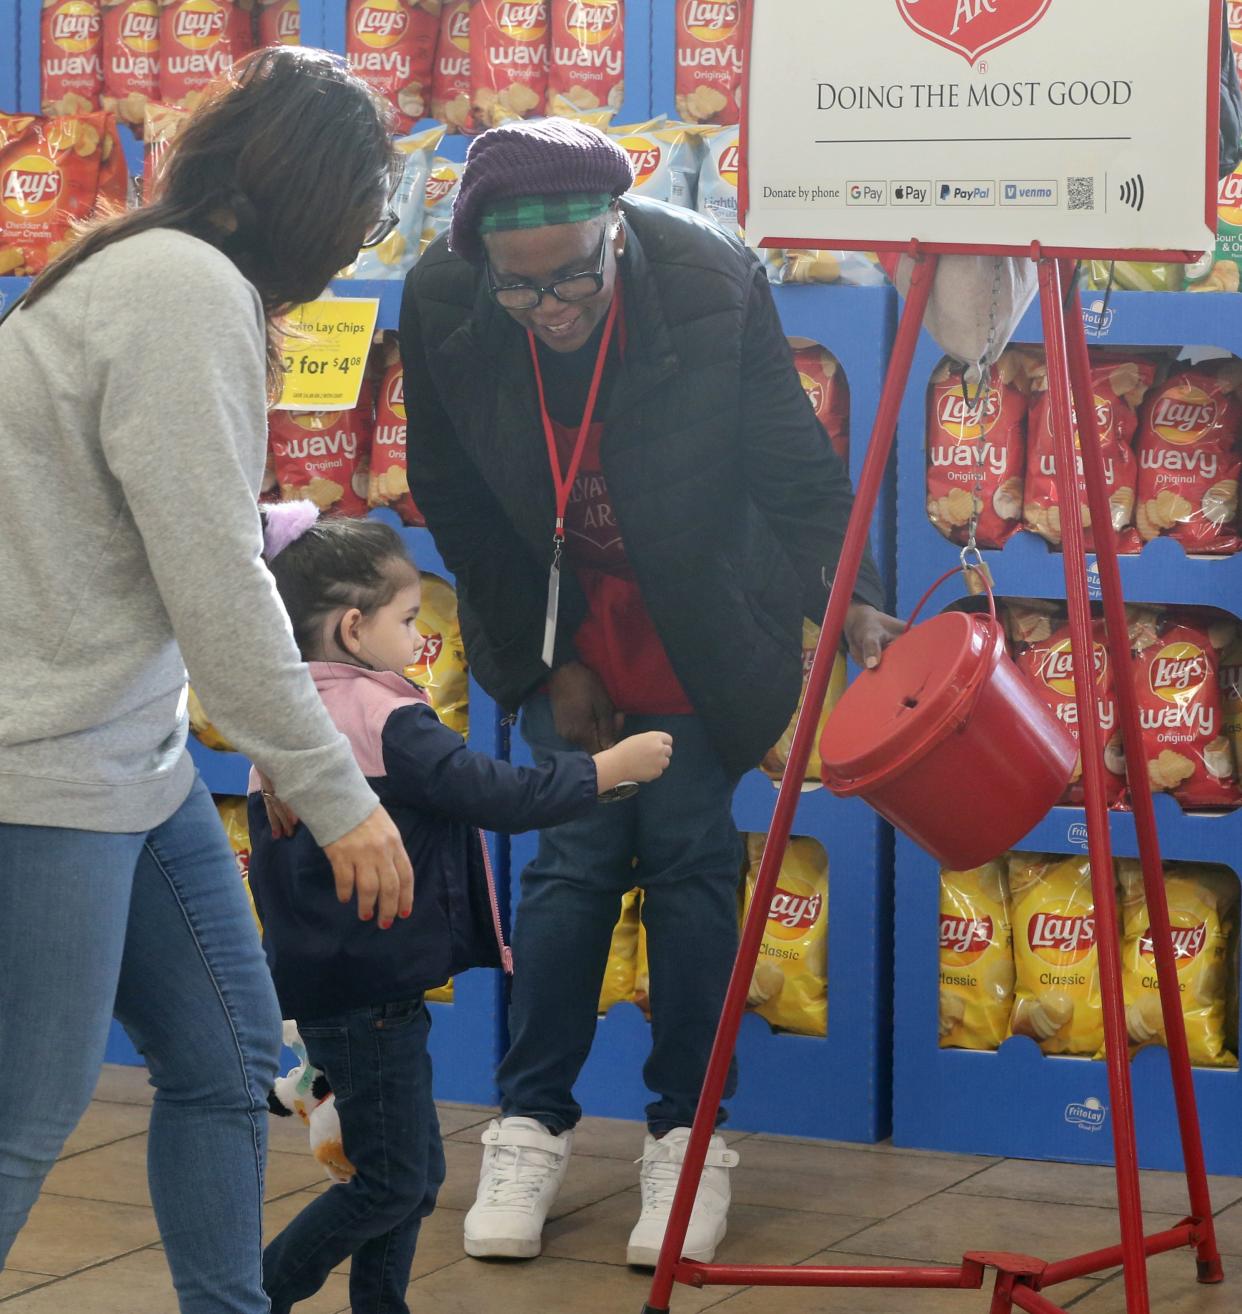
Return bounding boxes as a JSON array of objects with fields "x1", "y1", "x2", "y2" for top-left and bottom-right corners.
[{"x1": 249, "y1": 504, "x2": 672, "y2": 1314}]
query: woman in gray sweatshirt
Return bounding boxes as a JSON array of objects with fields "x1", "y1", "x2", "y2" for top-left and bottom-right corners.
[{"x1": 0, "y1": 48, "x2": 413, "y2": 1313}]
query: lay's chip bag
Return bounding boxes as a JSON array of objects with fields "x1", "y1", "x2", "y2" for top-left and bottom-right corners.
[
  {"x1": 599, "y1": 888, "x2": 641, "y2": 1013},
  {"x1": 1117, "y1": 860, "x2": 1238, "y2": 1068},
  {"x1": 188, "y1": 686, "x2": 234, "y2": 751},
  {"x1": 608, "y1": 117, "x2": 701, "y2": 208},
  {"x1": 1009, "y1": 854, "x2": 1104, "y2": 1057},
  {"x1": 939, "y1": 862, "x2": 1015, "y2": 1051},
  {"x1": 695, "y1": 122, "x2": 740, "y2": 240},
  {"x1": 406, "y1": 572, "x2": 469, "y2": 736},
  {"x1": 427, "y1": 980, "x2": 454, "y2": 1002},
  {"x1": 419, "y1": 155, "x2": 462, "y2": 256},
  {"x1": 741, "y1": 833, "x2": 828, "y2": 1037},
  {"x1": 760, "y1": 621, "x2": 845, "y2": 789},
  {"x1": 215, "y1": 795, "x2": 251, "y2": 877}
]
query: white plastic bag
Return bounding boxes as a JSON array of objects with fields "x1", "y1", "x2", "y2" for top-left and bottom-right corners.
[{"x1": 887, "y1": 254, "x2": 1038, "y2": 379}]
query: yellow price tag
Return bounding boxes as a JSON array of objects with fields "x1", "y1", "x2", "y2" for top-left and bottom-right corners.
[{"x1": 274, "y1": 297, "x2": 380, "y2": 412}]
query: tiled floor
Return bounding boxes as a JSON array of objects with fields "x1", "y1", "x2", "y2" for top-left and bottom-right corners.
[{"x1": 3, "y1": 1065, "x2": 1242, "y2": 1312}]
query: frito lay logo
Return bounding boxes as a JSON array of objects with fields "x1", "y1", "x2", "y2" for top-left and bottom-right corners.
[
  {"x1": 896, "y1": 0, "x2": 1051, "y2": 67},
  {"x1": 120, "y1": 0, "x2": 159, "y2": 51},
  {"x1": 940, "y1": 914, "x2": 993, "y2": 963},
  {"x1": 1219, "y1": 169, "x2": 1242, "y2": 228},
  {"x1": 937, "y1": 386, "x2": 1001, "y2": 441},
  {"x1": 50, "y1": 0, "x2": 101, "y2": 51},
  {"x1": 496, "y1": 1, "x2": 547, "y2": 41},
  {"x1": 1151, "y1": 385, "x2": 1219, "y2": 445},
  {"x1": 353, "y1": 0, "x2": 409, "y2": 48},
  {"x1": 1039, "y1": 639, "x2": 1107, "y2": 698},
  {"x1": 445, "y1": 0, "x2": 470, "y2": 50},
  {"x1": 618, "y1": 136, "x2": 661, "y2": 188},
  {"x1": 765, "y1": 880, "x2": 823, "y2": 940},
  {"x1": 682, "y1": 0, "x2": 738, "y2": 41},
  {"x1": 717, "y1": 143, "x2": 740, "y2": 188},
  {"x1": 564, "y1": 0, "x2": 619, "y2": 42},
  {"x1": 385, "y1": 371, "x2": 406, "y2": 420},
  {"x1": 2, "y1": 156, "x2": 63, "y2": 218},
  {"x1": 1028, "y1": 911, "x2": 1096, "y2": 964},
  {"x1": 173, "y1": 0, "x2": 227, "y2": 50},
  {"x1": 798, "y1": 371, "x2": 824, "y2": 416},
  {"x1": 1149, "y1": 642, "x2": 1208, "y2": 703},
  {"x1": 1140, "y1": 922, "x2": 1207, "y2": 965}
]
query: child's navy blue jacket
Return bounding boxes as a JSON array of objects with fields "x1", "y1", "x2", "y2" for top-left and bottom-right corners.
[{"x1": 247, "y1": 663, "x2": 598, "y2": 1021}]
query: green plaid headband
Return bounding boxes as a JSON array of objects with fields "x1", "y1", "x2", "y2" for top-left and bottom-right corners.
[{"x1": 478, "y1": 192, "x2": 614, "y2": 235}]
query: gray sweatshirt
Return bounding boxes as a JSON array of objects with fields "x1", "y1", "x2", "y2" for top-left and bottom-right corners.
[{"x1": 0, "y1": 228, "x2": 377, "y2": 844}]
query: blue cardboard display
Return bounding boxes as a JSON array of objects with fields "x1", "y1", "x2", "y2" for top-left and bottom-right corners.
[
  {"x1": 892, "y1": 289, "x2": 1242, "y2": 1172},
  {"x1": 0, "y1": 0, "x2": 17, "y2": 111}
]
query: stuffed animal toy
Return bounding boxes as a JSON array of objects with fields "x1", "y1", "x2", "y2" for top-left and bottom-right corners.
[{"x1": 267, "y1": 1021, "x2": 355, "y2": 1183}]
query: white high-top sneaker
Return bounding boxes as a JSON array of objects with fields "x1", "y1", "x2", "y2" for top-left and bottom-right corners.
[
  {"x1": 626, "y1": 1127, "x2": 739, "y2": 1268},
  {"x1": 463, "y1": 1118, "x2": 573, "y2": 1259}
]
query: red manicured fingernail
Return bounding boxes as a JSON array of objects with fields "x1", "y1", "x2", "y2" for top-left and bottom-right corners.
[
  {"x1": 380, "y1": 919, "x2": 393, "y2": 930},
  {"x1": 361, "y1": 910, "x2": 373, "y2": 920},
  {"x1": 399, "y1": 909, "x2": 412, "y2": 919}
]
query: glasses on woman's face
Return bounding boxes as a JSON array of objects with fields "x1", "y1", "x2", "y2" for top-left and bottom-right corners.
[
  {"x1": 486, "y1": 220, "x2": 612, "y2": 311},
  {"x1": 360, "y1": 207, "x2": 400, "y2": 250}
]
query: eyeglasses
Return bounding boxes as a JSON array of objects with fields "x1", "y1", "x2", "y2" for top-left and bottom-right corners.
[
  {"x1": 360, "y1": 207, "x2": 400, "y2": 250},
  {"x1": 486, "y1": 220, "x2": 613, "y2": 311}
]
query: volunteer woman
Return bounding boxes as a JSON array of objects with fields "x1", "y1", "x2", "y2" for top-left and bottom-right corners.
[
  {"x1": 0, "y1": 49, "x2": 412, "y2": 1314},
  {"x1": 399, "y1": 118, "x2": 901, "y2": 1267}
]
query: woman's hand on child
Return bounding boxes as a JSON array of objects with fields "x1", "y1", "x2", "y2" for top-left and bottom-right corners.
[
  {"x1": 594, "y1": 732, "x2": 674, "y2": 793},
  {"x1": 323, "y1": 805, "x2": 415, "y2": 928}
]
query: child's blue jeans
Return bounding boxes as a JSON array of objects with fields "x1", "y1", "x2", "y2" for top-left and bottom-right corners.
[{"x1": 262, "y1": 998, "x2": 444, "y2": 1314}]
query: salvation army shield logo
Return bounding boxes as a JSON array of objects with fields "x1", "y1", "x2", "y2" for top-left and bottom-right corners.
[{"x1": 896, "y1": 0, "x2": 1052, "y2": 67}]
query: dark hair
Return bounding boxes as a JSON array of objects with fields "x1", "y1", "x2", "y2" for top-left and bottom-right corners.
[
  {"x1": 20, "y1": 47, "x2": 398, "y2": 396},
  {"x1": 263, "y1": 516, "x2": 416, "y2": 660}
]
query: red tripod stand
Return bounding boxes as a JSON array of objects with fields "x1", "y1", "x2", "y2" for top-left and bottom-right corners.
[{"x1": 642, "y1": 253, "x2": 1225, "y2": 1314}]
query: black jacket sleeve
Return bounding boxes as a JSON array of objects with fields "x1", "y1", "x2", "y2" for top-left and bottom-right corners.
[
  {"x1": 399, "y1": 276, "x2": 554, "y2": 710},
  {"x1": 380, "y1": 703, "x2": 598, "y2": 832},
  {"x1": 736, "y1": 266, "x2": 887, "y2": 617},
  {"x1": 1221, "y1": 7, "x2": 1242, "y2": 179}
]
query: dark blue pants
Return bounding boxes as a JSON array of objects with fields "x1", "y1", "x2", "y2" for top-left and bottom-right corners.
[
  {"x1": 499, "y1": 693, "x2": 742, "y2": 1136},
  {"x1": 263, "y1": 999, "x2": 444, "y2": 1314}
]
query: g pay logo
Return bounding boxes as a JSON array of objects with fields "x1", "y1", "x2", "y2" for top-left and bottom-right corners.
[{"x1": 2, "y1": 156, "x2": 64, "y2": 218}]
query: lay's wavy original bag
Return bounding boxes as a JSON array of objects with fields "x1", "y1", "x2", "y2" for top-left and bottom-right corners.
[
  {"x1": 939, "y1": 861, "x2": 1016, "y2": 1051},
  {"x1": 1117, "y1": 861, "x2": 1238, "y2": 1068},
  {"x1": 741, "y1": 833, "x2": 828, "y2": 1037},
  {"x1": 1009, "y1": 854, "x2": 1105, "y2": 1057}
]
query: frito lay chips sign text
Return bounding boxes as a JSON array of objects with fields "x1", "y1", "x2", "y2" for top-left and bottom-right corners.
[
  {"x1": 275, "y1": 298, "x2": 380, "y2": 412},
  {"x1": 744, "y1": 0, "x2": 1218, "y2": 256}
]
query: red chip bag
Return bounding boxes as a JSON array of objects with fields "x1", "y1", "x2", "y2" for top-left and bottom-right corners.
[
  {"x1": 42, "y1": 0, "x2": 105, "y2": 115},
  {"x1": 471, "y1": 0, "x2": 549, "y2": 128},
  {"x1": 269, "y1": 395, "x2": 373, "y2": 519},
  {"x1": 257, "y1": 0, "x2": 300, "y2": 44},
  {"x1": 675, "y1": 0, "x2": 745, "y2": 125},
  {"x1": 1025, "y1": 354, "x2": 1156, "y2": 555},
  {"x1": 548, "y1": 0, "x2": 623, "y2": 116},
  {"x1": 141, "y1": 99, "x2": 186, "y2": 202},
  {"x1": 0, "y1": 113, "x2": 108, "y2": 275},
  {"x1": 369, "y1": 344, "x2": 424, "y2": 526},
  {"x1": 926, "y1": 351, "x2": 1029, "y2": 548},
  {"x1": 1136, "y1": 361, "x2": 1242, "y2": 556},
  {"x1": 159, "y1": 0, "x2": 254, "y2": 111},
  {"x1": 791, "y1": 342, "x2": 849, "y2": 465},
  {"x1": 101, "y1": 0, "x2": 160, "y2": 126},
  {"x1": 96, "y1": 113, "x2": 128, "y2": 208},
  {"x1": 1014, "y1": 614, "x2": 1126, "y2": 807},
  {"x1": 1133, "y1": 614, "x2": 1242, "y2": 810},
  {"x1": 431, "y1": 0, "x2": 473, "y2": 132},
  {"x1": 348, "y1": 0, "x2": 439, "y2": 134}
]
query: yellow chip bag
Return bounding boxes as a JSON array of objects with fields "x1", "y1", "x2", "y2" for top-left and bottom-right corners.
[
  {"x1": 1117, "y1": 861, "x2": 1238, "y2": 1068},
  {"x1": 215, "y1": 796, "x2": 250, "y2": 877},
  {"x1": 939, "y1": 862, "x2": 1015, "y2": 1051},
  {"x1": 427, "y1": 981, "x2": 454, "y2": 1003},
  {"x1": 188, "y1": 687, "x2": 234, "y2": 752},
  {"x1": 1009, "y1": 854, "x2": 1104, "y2": 1056},
  {"x1": 634, "y1": 910, "x2": 650, "y2": 1018},
  {"x1": 406, "y1": 572, "x2": 469, "y2": 737},
  {"x1": 760, "y1": 621, "x2": 846, "y2": 789},
  {"x1": 599, "y1": 888, "x2": 641, "y2": 1014},
  {"x1": 740, "y1": 833, "x2": 828, "y2": 1037}
]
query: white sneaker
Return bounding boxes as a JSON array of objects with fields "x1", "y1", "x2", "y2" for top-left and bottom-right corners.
[
  {"x1": 463, "y1": 1117, "x2": 573, "y2": 1259},
  {"x1": 626, "y1": 1127, "x2": 738, "y2": 1268}
]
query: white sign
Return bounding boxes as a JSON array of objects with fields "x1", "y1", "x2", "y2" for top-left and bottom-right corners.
[{"x1": 744, "y1": 0, "x2": 1217, "y2": 256}]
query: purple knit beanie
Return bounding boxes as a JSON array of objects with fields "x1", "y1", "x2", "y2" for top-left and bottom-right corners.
[{"x1": 449, "y1": 118, "x2": 635, "y2": 264}]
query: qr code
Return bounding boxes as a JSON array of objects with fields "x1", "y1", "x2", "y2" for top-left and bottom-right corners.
[{"x1": 1068, "y1": 177, "x2": 1095, "y2": 211}]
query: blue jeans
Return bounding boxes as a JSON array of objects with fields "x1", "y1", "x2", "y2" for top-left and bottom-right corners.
[
  {"x1": 263, "y1": 999, "x2": 444, "y2": 1314},
  {"x1": 499, "y1": 694, "x2": 742, "y2": 1136},
  {"x1": 0, "y1": 776, "x2": 282, "y2": 1314}
]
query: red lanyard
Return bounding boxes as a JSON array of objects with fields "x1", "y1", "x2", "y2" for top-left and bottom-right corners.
[{"x1": 527, "y1": 289, "x2": 621, "y2": 544}]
